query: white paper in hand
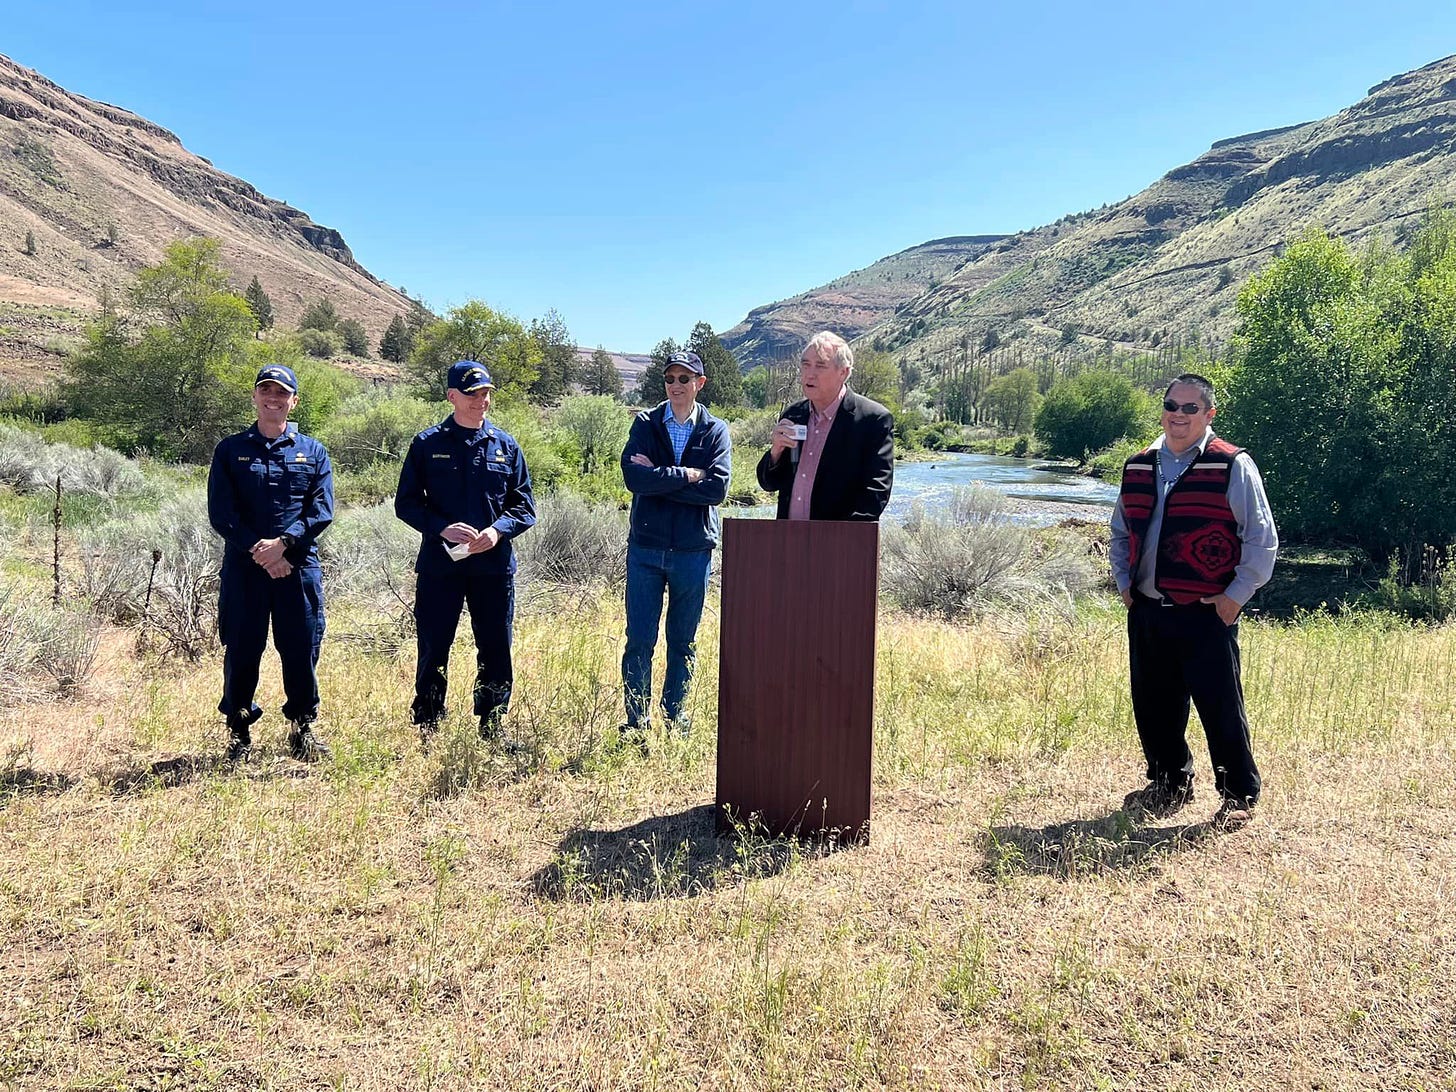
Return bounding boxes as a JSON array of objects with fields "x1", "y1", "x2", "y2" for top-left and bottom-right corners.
[{"x1": 443, "y1": 541, "x2": 472, "y2": 562}]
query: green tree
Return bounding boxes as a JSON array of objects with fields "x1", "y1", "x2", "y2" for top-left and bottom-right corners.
[
  {"x1": 64, "y1": 237, "x2": 255, "y2": 460},
  {"x1": 379, "y1": 314, "x2": 410, "y2": 363},
  {"x1": 1033, "y1": 369, "x2": 1152, "y2": 461},
  {"x1": 1218, "y1": 220, "x2": 1456, "y2": 564},
  {"x1": 336, "y1": 317, "x2": 371, "y2": 357},
  {"x1": 741, "y1": 365, "x2": 770, "y2": 408},
  {"x1": 243, "y1": 276, "x2": 274, "y2": 334},
  {"x1": 985, "y1": 367, "x2": 1041, "y2": 433},
  {"x1": 584, "y1": 346, "x2": 623, "y2": 397},
  {"x1": 555, "y1": 394, "x2": 630, "y2": 474},
  {"x1": 528, "y1": 309, "x2": 578, "y2": 404},
  {"x1": 851, "y1": 349, "x2": 903, "y2": 416},
  {"x1": 407, "y1": 300, "x2": 540, "y2": 400},
  {"x1": 687, "y1": 322, "x2": 742, "y2": 408},
  {"x1": 22, "y1": 230, "x2": 36, "y2": 256},
  {"x1": 636, "y1": 338, "x2": 677, "y2": 405},
  {"x1": 299, "y1": 328, "x2": 343, "y2": 359},
  {"x1": 299, "y1": 298, "x2": 338, "y2": 332}
]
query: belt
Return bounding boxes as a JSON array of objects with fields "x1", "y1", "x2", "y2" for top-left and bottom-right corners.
[{"x1": 1133, "y1": 592, "x2": 1205, "y2": 609}]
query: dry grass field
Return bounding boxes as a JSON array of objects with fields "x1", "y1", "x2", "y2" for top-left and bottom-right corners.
[{"x1": 2, "y1": 596, "x2": 1454, "y2": 1091}]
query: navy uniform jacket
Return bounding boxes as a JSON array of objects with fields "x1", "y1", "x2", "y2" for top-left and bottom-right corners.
[
  {"x1": 208, "y1": 423, "x2": 334, "y2": 566},
  {"x1": 620, "y1": 402, "x2": 731, "y2": 552},
  {"x1": 395, "y1": 416, "x2": 537, "y2": 575}
]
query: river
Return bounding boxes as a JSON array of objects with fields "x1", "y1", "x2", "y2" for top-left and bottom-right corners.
[
  {"x1": 730, "y1": 451, "x2": 1119, "y2": 525},
  {"x1": 887, "y1": 451, "x2": 1118, "y2": 524}
]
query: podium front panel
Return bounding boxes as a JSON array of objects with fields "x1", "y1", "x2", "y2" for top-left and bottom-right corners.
[{"x1": 716, "y1": 518, "x2": 878, "y2": 839}]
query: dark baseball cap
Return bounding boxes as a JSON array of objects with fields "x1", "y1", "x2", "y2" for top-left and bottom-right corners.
[
  {"x1": 448, "y1": 360, "x2": 495, "y2": 393},
  {"x1": 254, "y1": 364, "x2": 298, "y2": 394},
  {"x1": 665, "y1": 350, "x2": 704, "y2": 376}
]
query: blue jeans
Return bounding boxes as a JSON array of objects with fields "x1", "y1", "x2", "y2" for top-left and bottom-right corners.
[{"x1": 622, "y1": 544, "x2": 712, "y2": 728}]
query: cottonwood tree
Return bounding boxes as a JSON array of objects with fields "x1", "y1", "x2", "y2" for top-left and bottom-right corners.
[
  {"x1": 407, "y1": 300, "x2": 540, "y2": 400},
  {"x1": 64, "y1": 237, "x2": 255, "y2": 460},
  {"x1": 1220, "y1": 217, "x2": 1456, "y2": 567}
]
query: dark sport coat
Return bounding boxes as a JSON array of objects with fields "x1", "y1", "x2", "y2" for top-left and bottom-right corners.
[{"x1": 755, "y1": 389, "x2": 894, "y2": 521}]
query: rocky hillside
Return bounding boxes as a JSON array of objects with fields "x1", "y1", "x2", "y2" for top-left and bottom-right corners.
[
  {"x1": 0, "y1": 52, "x2": 410, "y2": 380},
  {"x1": 719, "y1": 235, "x2": 1006, "y2": 368},
  {"x1": 727, "y1": 54, "x2": 1456, "y2": 373}
]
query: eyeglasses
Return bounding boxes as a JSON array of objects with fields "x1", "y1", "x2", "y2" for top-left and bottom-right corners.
[
  {"x1": 1163, "y1": 399, "x2": 1205, "y2": 414},
  {"x1": 664, "y1": 374, "x2": 697, "y2": 385}
]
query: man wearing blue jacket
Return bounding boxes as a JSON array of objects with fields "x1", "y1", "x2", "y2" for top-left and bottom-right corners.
[
  {"x1": 207, "y1": 364, "x2": 334, "y2": 763},
  {"x1": 396, "y1": 361, "x2": 536, "y2": 740},
  {"x1": 620, "y1": 350, "x2": 732, "y2": 738}
]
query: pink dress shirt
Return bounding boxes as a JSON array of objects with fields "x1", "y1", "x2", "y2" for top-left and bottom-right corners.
[{"x1": 787, "y1": 388, "x2": 847, "y2": 521}]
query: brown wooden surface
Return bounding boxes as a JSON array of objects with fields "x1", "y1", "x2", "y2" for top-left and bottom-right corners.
[{"x1": 715, "y1": 519, "x2": 878, "y2": 840}]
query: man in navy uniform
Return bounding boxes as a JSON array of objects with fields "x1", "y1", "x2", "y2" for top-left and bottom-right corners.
[
  {"x1": 619, "y1": 349, "x2": 732, "y2": 739},
  {"x1": 207, "y1": 364, "x2": 334, "y2": 763},
  {"x1": 396, "y1": 361, "x2": 536, "y2": 740}
]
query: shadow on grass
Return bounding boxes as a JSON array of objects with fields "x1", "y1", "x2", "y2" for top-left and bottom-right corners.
[
  {"x1": 107, "y1": 753, "x2": 311, "y2": 795},
  {"x1": 532, "y1": 804, "x2": 824, "y2": 902},
  {"x1": 984, "y1": 808, "x2": 1216, "y2": 879},
  {"x1": 0, "y1": 767, "x2": 76, "y2": 805}
]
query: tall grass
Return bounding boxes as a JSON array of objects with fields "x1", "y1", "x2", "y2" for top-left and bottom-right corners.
[{"x1": 0, "y1": 589, "x2": 1452, "y2": 1089}]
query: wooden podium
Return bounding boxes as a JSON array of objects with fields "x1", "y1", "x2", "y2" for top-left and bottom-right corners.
[{"x1": 715, "y1": 518, "x2": 879, "y2": 842}]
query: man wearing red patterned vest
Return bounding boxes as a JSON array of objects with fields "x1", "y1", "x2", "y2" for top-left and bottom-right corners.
[{"x1": 1110, "y1": 374, "x2": 1278, "y2": 831}]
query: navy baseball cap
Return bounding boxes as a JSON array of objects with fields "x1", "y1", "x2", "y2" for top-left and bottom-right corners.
[
  {"x1": 665, "y1": 350, "x2": 704, "y2": 376},
  {"x1": 448, "y1": 360, "x2": 495, "y2": 393},
  {"x1": 254, "y1": 364, "x2": 298, "y2": 394}
]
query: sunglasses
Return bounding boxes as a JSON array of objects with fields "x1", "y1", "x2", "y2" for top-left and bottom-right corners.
[
  {"x1": 1163, "y1": 399, "x2": 1205, "y2": 414},
  {"x1": 664, "y1": 374, "x2": 698, "y2": 385}
]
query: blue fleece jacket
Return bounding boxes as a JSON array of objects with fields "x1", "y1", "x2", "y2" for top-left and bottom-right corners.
[{"x1": 620, "y1": 402, "x2": 731, "y2": 552}]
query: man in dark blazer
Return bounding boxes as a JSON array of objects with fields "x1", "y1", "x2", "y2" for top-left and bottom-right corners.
[{"x1": 756, "y1": 331, "x2": 894, "y2": 520}]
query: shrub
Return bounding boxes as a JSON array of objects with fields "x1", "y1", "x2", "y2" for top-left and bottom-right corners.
[
  {"x1": 318, "y1": 499, "x2": 418, "y2": 652},
  {"x1": 1356, "y1": 552, "x2": 1456, "y2": 623},
  {"x1": 880, "y1": 487, "x2": 1096, "y2": 619},
  {"x1": 77, "y1": 492, "x2": 220, "y2": 660},
  {"x1": 728, "y1": 408, "x2": 779, "y2": 452},
  {"x1": 0, "y1": 425, "x2": 144, "y2": 497},
  {"x1": 317, "y1": 394, "x2": 438, "y2": 471},
  {"x1": 515, "y1": 492, "x2": 628, "y2": 589}
]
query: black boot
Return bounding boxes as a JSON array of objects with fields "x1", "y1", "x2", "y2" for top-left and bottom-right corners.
[{"x1": 287, "y1": 720, "x2": 331, "y2": 762}]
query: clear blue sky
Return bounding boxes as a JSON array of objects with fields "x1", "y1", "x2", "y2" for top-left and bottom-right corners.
[{"x1": 5, "y1": 1, "x2": 1455, "y2": 352}]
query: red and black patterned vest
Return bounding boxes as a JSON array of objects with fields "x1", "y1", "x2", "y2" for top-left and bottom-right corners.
[{"x1": 1120, "y1": 436, "x2": 1244, "y2": 604}]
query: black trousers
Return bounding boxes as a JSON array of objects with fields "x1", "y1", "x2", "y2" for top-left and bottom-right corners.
[
  {"x1": 1127, "y1": 597, "x2": 1261, "y2": 803},
  {"x1": 411, "y1": 568, "x2": 515, "y2": 725}
]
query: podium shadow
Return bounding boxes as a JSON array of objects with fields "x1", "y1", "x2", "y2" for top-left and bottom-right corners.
[
  {"x1": 532, "y1": 804, "x2": 815, "y2": 902},
  {"x1": 984, "y1": 809, "x2": 1212, "y2": 879}
]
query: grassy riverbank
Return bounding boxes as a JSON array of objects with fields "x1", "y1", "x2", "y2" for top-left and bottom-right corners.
[{"x1": 3, "y1": 596, "x2": 1453, "y2": 1090}]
